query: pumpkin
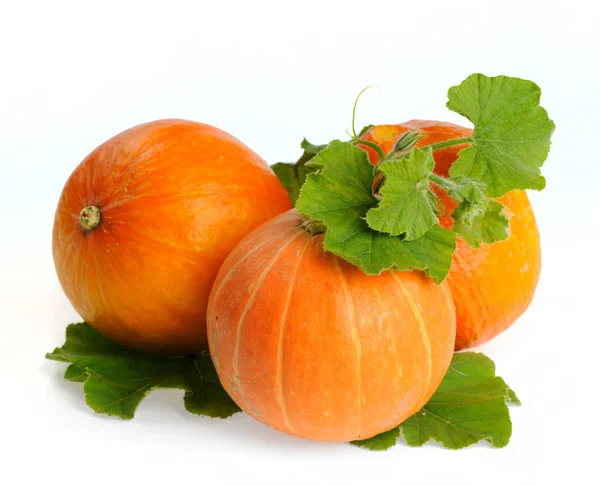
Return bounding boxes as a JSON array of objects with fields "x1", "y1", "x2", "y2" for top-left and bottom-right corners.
[
  {"x1": 52, "y1": 119, "x2": 292, "y2": 355},
  {"x1": 207, "y1": 210, "x2": 456, "y2": 442},
  {"x1": 360, "y1": 121, "x2": 542, "y2": 350}
]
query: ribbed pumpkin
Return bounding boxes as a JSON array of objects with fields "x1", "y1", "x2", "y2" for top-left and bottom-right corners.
[
  {"x1": 207, "y1": 210, "x2": 456, "y2": 442},
  {"x1": 360, "y1": 121, "x2": 542, "y2": 350},
  {"x1": 52, "y1": 119, "x2": 292, "y2": 355}
]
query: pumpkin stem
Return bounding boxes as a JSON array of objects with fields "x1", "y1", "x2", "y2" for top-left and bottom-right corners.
[
  {"x1": 301, "y1": 218, "x2": 326, "y2": 236},
  {"x1": 79, "y1": 205, "x2": 102, "y2": 231}
]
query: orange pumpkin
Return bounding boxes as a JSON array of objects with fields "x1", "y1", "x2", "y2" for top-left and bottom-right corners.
[
  {"x1": 207, "y1": 210, "x2": 456, "y2": 442},
  {"x1": 52, "y1": 119, "x2": 292, "y2": 355},
  {"x1": 360, "y1": 121, "x2": 542, "y2": 350}
]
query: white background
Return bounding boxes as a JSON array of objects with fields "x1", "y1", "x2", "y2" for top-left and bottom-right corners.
[{"x1": 1, "y1": 1, "x2": 598, "y2": 484}]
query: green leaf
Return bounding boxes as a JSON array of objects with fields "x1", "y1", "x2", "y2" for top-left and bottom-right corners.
[
  {"x1": 505, "y1": 386, "x2": 522, "y2": 406},
  {"x1": 365, "y1": 148, "x2": 439, "y2": 240},
  {"x1": 351, "y1": 427, "x2": 400, "y2": 451},
  {"x1": 448, "y1": 73, "x2": 555, "y2": 197},
  {"x1": 271, "y1": 162, "x2": 309, "y2": 205},
  {"x1": 299, "y1": 140, "x2": 377, "y2": 218},
  {"x1": 272, "y1": 138, "x2": 327, "y2": 204},
  {"x1": 46, "y1": 323, "x2": 240, "y2": 420},
  {"x1": 452, "y1": 199, "x2": 509, "y2": 248},
  {"x1": 452, "y1": 177, "x2": 488, "y2": 211},
  {"x1": 300, "y1": 137, "x2": 328, "y2": 155},
  {"x1": 296, "y1": 140, "x2": 456, "y2": 283},
  {"x1": 351, "y1": 352, "x2": 520, "y2": 451}
]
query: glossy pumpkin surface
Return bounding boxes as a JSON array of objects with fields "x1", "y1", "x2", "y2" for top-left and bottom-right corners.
[
  {"x1": 52, "y1": 119, "x2": 292, "y2": 355},
  {"x1": 207, "y1": 210, "x2": 456, "y2": 442},
  {"x1": 360, "y1": 121, "x2": 542, "y2": 349}
]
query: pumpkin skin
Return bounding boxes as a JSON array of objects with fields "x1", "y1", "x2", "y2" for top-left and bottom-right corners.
[
  {"x1": 52, "y1": 119, "x2": 292, "y2": 355},
  {"x1": 207, "y1": 210, "x2": 456, "y2": 442},
  {"x1": 360, "y1": 121, "x2": 542, "y2": 350}
]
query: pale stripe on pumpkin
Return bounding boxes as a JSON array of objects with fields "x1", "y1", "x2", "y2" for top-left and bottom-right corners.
[
  {"x1": 209, "y1": 226, "x2": 301, "y2": 315},
  {"x1": 232, "y1": 230, "x2": 305, "y2": 403},
  {"x1": 333, "y1": 258, "x2": 363, "y2": 439},
  {"x1": 391, "y1": 273, "x2": 433, "y2": 410},
  {"x1": 275, "y1": 235, "x2": 312, "y2": 435}
]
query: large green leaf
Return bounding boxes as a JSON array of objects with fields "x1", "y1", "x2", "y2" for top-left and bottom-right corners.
[
  {"x1": 46, "y1": 323, "x2": 240, "y2": 419},
  {"x1": 448, "y1": 73, "x2": 555, "y2": 197}
]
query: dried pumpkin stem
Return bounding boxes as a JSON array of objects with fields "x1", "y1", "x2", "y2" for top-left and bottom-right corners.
[
  {"x1": 79, "y1": 205, "x2": 101, "y2": 231},
  {"x1": 301, "y1": 218, "x2": 326, "y2": 236}
]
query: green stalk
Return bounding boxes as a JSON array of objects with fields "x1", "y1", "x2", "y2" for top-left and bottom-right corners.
[
  {"x1": 427, "y1": 137, "x2": 472, "y2": 152},
  {"x1": 354, "y1": 138, "x2": 386, "y2": 162}
]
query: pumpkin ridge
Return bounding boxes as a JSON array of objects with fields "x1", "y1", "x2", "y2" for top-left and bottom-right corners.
[
  {"x1": 333, "y1": 258, "x2": 362, "y2": 439},
  {"x1": 392, "y1": 273, "x2": 433, "y2": 409},
  {"x1": 54, "y1": 226, "x2": 83, "y2": 269},
  {"x1": 99, "y1": 190, "x2": 221, "y2": 212},
  {"x1": 232, "y1": 230, "x2": 305, "y2": 401},
  {"x1": 440, "y1": 281, "x2": 453, "y2": 306},
  {"x1": 208, "y1": 227, "x2": 300, "y2": 317},
  {"x1": 87, "y1": 234, "x2": 112, "y2": 320},
  {"x1": 274, "y1": 235, "x2": 312, "y2": 435},
  {"x1": 373, "y1": 288, "x2": 402, "y2": 380},
  {"x1": 105, "y1": 222, "x2": 204, "y2": 255}
]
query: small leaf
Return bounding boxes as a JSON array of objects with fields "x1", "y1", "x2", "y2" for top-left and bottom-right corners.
[
  {"x1": 300, "y1": 137, "x2": 328, "y2": 155},
  {"x1": 182, "y1": 356, "x2": 241, "y2": 418},
  {"x1": 351, "y1": 427, "x2": 400, "y2": 451},
  {"x1": 452, "y1": 200, "x2": 509, "y2": 248},
  {"x1": 296, "y1": 141, "x2": 456, "y2": 283},
  {"x1": 448, "y1": 73, "x2": 555, "y2": 197},
  {"x1": 350, "y1": 352, "x2": 519, "y2": 451},
  {"x1": 46, "y1": 323, "x2": 240, "y2": 420},
  {"x1": 452, "y1": 177, "x2": 488, "y2": 210},
  {"x1": 272, "y1": 139, "x2": 327, "y2": 204},
  {"x1": 272, "y1": 162, "x2": 308, "y2": 205},
  {"x1": 365, "y1": 148, "x2": 439, "y2": 240}
]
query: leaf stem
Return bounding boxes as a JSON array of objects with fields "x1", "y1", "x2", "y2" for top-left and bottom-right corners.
[
  {"x1": 363, "y1": 135, "x2": 472, "y2": 166},
  {"x1": 427, "y1": 173, "x2": 452, "y2": 189},
  {"x1": 427, "y1": 137, "x2": 472, "y2": 152},
  {"x1": 354, "y1": 138, "x2": 386, "y2": 162}
]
